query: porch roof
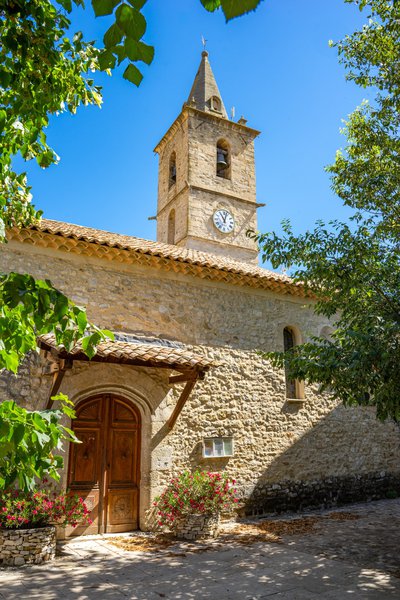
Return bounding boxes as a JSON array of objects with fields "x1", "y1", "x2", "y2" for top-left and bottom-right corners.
[
  {"x1": 38, "y1": 332, "x2": 214, "y2": 374},
  {"x1": 39, "y1": 333, "x2": 216, "y2": 429}
]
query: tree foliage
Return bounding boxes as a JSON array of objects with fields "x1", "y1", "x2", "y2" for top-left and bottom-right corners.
[
  {"x1": 251, "y1": 0, "x2": 400, "y2": 421},
  {"x1": 0, "y1": 394, "x2": 79, "y2": 491}
]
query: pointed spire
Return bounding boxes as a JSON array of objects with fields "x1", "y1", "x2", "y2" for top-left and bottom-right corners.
[{"x1": 187, "y1": 51, "x2": 228, "y2": 119}]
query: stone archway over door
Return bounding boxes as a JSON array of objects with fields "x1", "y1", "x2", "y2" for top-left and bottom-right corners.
[{"x1": 67, "y1": 394, "x2": 141, "y2": 535}]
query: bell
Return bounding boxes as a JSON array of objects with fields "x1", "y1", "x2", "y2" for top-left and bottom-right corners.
[
  {"x1": 217, "y1": 149, "x2": 228, "y2": 170},
  {"x1": 170, "y1": 165, "x2": 176, "y2": 182}
]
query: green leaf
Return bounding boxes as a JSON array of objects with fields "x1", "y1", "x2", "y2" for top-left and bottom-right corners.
[
  {"x1": 76, "y1": 310, "x2": 87, "y2": 332},
  {"x1": 58, "y1": 0, "x2": 73, "y2": 11},
  {"x1": 103, "y1": 23, "x2": 124, "y2": 48},
  {"x1": 91, "y1": 0, "x2": 120, "y2": 17},
  {"x1": 116, "y1": 3, "x2": 146, "y2": 39},
  {"x1": 123, "y1": 63, "x2": 143, "y2": 86},
  {"x1": 33, "y1": 430, "x2": 51, "y2": 446},
  {"x1": 98, "y1": 50, "x2": 117, "y2": 70},
  {"x1": 33, "y1": 413, "x2": 46, "y2": 432},
  {"x1": 125, "y1": 39, "x2": 154, "y2": 64},
  {"x1": 12, "y1": 424, "x2": 26, "y2": 445},
  {"x1": 57, "y1": 404, "x2": 75, "y2": 419},
  {"x1": 0, "y1": 70, "x2": 12, "y2": 88},
  {"x1": 221, "y1": 0, "x2": 264, "y2": 20},
  {"x1": 200, "y1": 0, "x2": 221, "y2": 11},
  {"x1": 0, "y1": 110, "x2": 6, "y2": 134},
  {"x1": 113, "y1": 44, "x2": 126, "y2": 65},
  {"x1": 101, "y1": 329, "x2": 115, "y2": 340},
  {"x1": 52, "y1": 393, "x2": 74, "y2": 407},
  {"x1": 1, "y1": 351, "x2": 19, "y2": 373},
  {"x1": 73, "y1": 31, "x2": 83, "y2": 43},
  {"x1": 127, "y1": 0, "x2": 147, "y2": 8}
]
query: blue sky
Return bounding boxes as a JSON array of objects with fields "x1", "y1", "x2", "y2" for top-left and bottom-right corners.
[{"x1": 16, "y1": 0, "x2": 368, "y2": 251}]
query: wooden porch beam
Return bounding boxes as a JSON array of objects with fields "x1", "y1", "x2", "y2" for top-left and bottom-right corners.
[
  {"x1": 46, "y1": 358, "x2": 73, "y2": 409},
  {"x1": 168, "y1": 372, "x2": 198, "y2": 384},
  {"x1": 167, "y1": 377, "x2": 198, "y2": 430}
]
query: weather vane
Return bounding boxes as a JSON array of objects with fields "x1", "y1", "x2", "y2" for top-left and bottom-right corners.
[{"x1": 201, "y1": 35, "x2": 207, "y2": 51}]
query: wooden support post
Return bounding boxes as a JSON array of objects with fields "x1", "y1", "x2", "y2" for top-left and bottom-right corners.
[
  {"x1": 167, "y1": 377, "x2": 198, "y2": 430},
  {"x1": 46, "y1": 358, "x2": 73, "y2": 409}
]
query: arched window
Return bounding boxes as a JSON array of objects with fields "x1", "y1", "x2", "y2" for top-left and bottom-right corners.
[
  {"x1": 168, "y1": 209, "x2": 175, "y2": 245},
  {"x1": 283, "y1": 327, "x2": 303, "y2": 400},
  {"x1": 210, "y1": 95, "x2": 221, "y2": 112},
  {"x1": 216, "y1": 139, "x2": 231, "y2": 179},
  {"x1": 169, "y1": 152, "x2": 176, "y2": 188}
]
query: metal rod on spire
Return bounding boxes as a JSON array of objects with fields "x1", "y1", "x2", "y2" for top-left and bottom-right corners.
[{"x1": 201, "y1": 35, "x2": 207, "y2": 51}]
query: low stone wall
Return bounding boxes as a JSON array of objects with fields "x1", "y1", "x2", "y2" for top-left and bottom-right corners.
[
  {"x1": 173, "y1": 513, "x2": 220, "y2": 540},
  {"x1": 244, "y1": 472, "x2": 400, "y2": 517},
  {"x1": 0, "y1": 525, "x2": 56, "y2": 566}
]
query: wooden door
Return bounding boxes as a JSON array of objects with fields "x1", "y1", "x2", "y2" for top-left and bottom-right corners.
[{"x1": 67, "y1": 395, "x2": 141, "y2": 535}]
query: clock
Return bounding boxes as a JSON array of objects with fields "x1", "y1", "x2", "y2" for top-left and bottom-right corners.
[{"x1": 213, "y1": 209, "x2": 235, "y2": 234}]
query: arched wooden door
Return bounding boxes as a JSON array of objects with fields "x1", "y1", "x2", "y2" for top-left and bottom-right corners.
[{"x1": 67, "y1": 394, "x2": 141, "y2": 535}]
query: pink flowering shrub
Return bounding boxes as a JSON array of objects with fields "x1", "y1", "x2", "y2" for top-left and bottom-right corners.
[
  {"x1": 153, "y1": 470, "x2": 238, "y2": 530},
  {"x1": 0, "y1": 488, "x2": 93, "y2": 530}
]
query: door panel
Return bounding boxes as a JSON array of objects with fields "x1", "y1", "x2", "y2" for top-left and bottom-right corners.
[
  {"x1": 112, "y1": 400, "x2": 139, "y2": 424},
  {"x1": 67, "y1": 395, "x2": 140, "y2": 535},
  {"x1": 108, "y1": 430, "x2": 137, "y2": 485},
  {"x1": 69, "y1": 428, "x2": 101, "y2": 486},
  {"x1": 106, "y1": 489, "x2": 138, "y2": 533}
]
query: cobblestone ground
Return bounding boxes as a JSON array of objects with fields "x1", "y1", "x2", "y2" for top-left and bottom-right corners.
[
  {"x1": 0, "y1": 498, "x2": 399, "y2": 599},
  {"x1": 273, "y1": 498, "x2": 400, "y2": 578}
]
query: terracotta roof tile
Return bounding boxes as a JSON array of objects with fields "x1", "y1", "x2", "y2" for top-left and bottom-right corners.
[
  {"x1": 31, "y1": 219, "x2": 296, "y2": 289},
  {"x1": 38, "y1": 333, "x2": 214, "y2": 373}
]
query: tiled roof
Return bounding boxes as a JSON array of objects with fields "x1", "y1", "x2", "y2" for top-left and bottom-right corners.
[
  {"x1": 39, "y1": 332, "x2": 214, "y2": 373},
  {"x1": 28, "y1": 218, "x2": 299, "y2": 291}
]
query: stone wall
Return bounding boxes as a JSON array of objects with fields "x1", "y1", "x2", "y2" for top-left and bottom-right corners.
[
  {"x1": 244, "y1": 472, "x2": 400, "y2": 516},
  {"x1": 0, "y1": 526, "x2": 56, "y2": 566},
  {"x1": 1, "y1": 239, "x2": 399, "y2": 527}
]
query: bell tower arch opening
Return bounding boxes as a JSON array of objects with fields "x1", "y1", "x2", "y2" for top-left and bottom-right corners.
[
  {"x1": 167, "y1": 209, "x2": 176, "y2": 245},
  {"x1": 169, "y1": 151, "x2": 176, "y2": 188},
  {"x1": 216, "y1": 139, "x2": 231, "y2": 179}
]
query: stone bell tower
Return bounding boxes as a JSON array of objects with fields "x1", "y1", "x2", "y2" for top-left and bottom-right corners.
[{"x1": 154, "y1": 51, "x2": 260, "y2": 263}]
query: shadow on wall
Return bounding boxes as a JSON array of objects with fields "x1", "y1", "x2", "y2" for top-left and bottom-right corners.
[{"x1": 243, "y1": 402, "x2": 400, "y2": 517}]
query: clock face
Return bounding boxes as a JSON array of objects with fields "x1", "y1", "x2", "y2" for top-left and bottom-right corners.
[{"x1": 213, "y1": 209, "x2": 235, "y2": 234}]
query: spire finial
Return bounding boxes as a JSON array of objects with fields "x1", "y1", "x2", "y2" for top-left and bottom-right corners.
[{"x1": 201, "y1": 35, "x2": 208, "y2": 56}]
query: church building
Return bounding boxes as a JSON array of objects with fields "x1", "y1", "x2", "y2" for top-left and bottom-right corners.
[{"x1": 1, "y1": 51, "x2": 399, "y2": 535}]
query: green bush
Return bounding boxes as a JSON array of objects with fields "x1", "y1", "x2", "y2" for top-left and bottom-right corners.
[{"x1": 152, "y1": 470, "x2": 238, "y2": 530}]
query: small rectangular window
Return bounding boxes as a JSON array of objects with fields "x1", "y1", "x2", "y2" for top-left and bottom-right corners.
[{"x1": 203, "y1": 437, "x2": 233, "y2": 458}]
